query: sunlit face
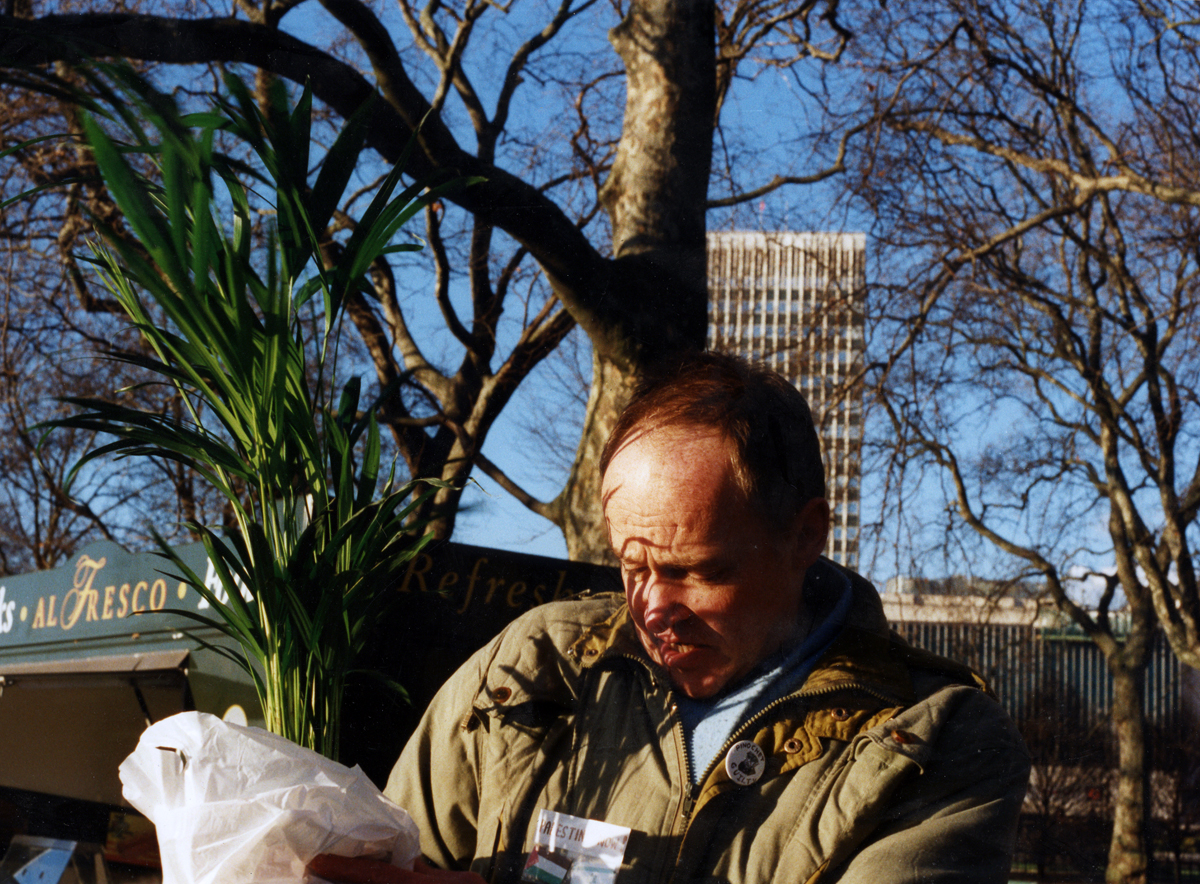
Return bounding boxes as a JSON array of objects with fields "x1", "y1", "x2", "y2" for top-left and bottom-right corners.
[{"x1": 601, "y1": 425, "x2": 827, "y2": 699}]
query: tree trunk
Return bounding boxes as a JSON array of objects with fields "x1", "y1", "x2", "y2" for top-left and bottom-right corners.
[
  {"x1": 1107, "y1": 660, "x2": 1150, "y2": 884},
  {"x1": 557, "y1": 354, "x2": 636, "y2": 563},
  {"x1": 555, "y1": 0, "x2": 716, "y2": 560}
]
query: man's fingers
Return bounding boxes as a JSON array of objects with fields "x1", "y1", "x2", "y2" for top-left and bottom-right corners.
[{"x1": 307, "y1": 853, "x2": 412, "y2": 884}]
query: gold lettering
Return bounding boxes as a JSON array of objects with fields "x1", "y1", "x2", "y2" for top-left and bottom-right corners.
[
  {"x1": 63, "y1": 551, "x2": 106, "y2": 628},
  {"x1": 132, "y1": 581, "x2": 149, "y2": 613},
  {"x1": 47, "y1": 595, "x2": 58, "y2": 627},
  {"x1": 59, "y1": 588, "x2": 90, "y2": 630},
  {"x1": 399, "y1": 553, "x2": 433, "y2": 593},
  {"x1": 552, "y1": 570, "x2": 568, "y2": 600},
  {"x1": 56, "y1": 553, "x2": 109, "y2": 630},
  {"x1": 484, "y1": 576, "x2": 505, "y2": 605},
  {"x1": 102, "y1": 586, "x2": 116, "y2": 619},
  {"x1": 436, "y1": 571, "x2": 460, "y2": 594},
  {"x1": 32, "y1": 597, "x2": 45, "y2": 629},
  {"x1": 533, "y1": 584, "x2": 546, "y2": 605},
  {"x1": 506, "y1": 581, "x2": 527, "y2": 608},
  {"x1": 117, "y1": 584, "x2": 130, "y2": 619},
  {"x1": 73, "y1": 554, "x2": 106, "y2": 587},
  {"x1": 455, "y1": 557, "x2": 489, "y2": 615},
  {"x1": 150, "y1": 579, "x2": 167, "y2": 611}
]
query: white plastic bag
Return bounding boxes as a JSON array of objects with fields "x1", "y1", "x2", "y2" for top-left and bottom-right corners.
[{"x1": 119, "y1": 711, "x2": 421, "y2": 884}]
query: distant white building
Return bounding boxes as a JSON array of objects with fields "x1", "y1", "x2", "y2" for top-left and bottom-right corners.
[
  {"x1": 707, "y1": 231, "x2": 866, "y2": 570},
  {"x1": 882, "y1": 576, "x2": 1190, "y2": 729},
  {"x1": 881, "y1": 575, "x2": 1051, "y2": 626}
]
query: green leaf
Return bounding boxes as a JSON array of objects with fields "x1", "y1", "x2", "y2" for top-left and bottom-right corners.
[
  {"x1": 80, "y1": 113, "x2": 187, "y2": 289},
  {"x1": 308, "y1": 94, "x2": 373, "y2": 233}
]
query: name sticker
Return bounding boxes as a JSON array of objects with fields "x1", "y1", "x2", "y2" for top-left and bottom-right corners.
[{"x1": 521, "y1": 810, "x2": 632, "y2": 884}]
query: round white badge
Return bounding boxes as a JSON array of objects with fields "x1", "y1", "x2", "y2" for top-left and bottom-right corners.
[{"x1": 725, "y1": 740, "x2": 766, "y2": 786}]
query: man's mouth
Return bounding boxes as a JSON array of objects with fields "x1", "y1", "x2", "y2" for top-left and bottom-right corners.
[
  {"x1": 648, "y1": 630, "x2": 695, "y2": 650},
  {"x1": 638, "y1": 616, "x2": 711, "y2": 666},
  {"x1": 652, "y1": 636, "x2": 706, "y2": 666},
  {"x1": 661, "y1": 641, "x2": 698, "y2": 653}
]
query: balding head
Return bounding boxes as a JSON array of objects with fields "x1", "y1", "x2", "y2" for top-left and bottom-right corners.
[{"x1": 601, "y1": 352, "x2": 826, "y2": 534}]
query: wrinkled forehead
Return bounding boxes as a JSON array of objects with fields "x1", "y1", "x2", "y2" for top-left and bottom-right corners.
[{"x1": 600, "y1": 426, "x2": 741, "y2": 525}]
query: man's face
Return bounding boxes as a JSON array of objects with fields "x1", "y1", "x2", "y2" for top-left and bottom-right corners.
[{"x1": 601, "y1": 425, "x2": 824, "y2": 699}]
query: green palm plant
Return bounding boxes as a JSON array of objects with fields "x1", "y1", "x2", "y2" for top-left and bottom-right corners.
[{"x1": 41, "y1": 68, "x2": 472, "y2": 760}]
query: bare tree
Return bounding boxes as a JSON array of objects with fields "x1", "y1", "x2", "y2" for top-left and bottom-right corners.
[
  {"x1": 0, "y1": 0, "x2": 858, "y2": 565},
  {"x1": 827, "y1": 1, "x2": 1200, "y2": 881}
]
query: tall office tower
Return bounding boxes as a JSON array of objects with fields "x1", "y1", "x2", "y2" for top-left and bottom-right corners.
[{"x1": 707, "y1": 231, "x2": 866, "y2": 570}]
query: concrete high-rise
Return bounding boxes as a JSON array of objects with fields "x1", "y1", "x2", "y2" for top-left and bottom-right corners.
[{"x1": 707, "y1": 231, "x2": 866, "y2": 569}]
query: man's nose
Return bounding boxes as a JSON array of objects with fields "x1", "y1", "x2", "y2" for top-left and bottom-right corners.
[{"x1": 639, "y1": 577, "x2": 689, "y2": 636}]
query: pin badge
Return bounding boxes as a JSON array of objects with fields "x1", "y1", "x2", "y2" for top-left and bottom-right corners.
[{"x1": 725, "y1": 740, "x2": 766, "y2": 786}]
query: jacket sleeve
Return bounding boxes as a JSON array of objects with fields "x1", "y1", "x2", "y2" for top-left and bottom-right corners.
[
  {"x1": 383, "y1": 644, "x2": 490, "y2": 872},
  {"x1": 380, "y1": 598, "x2": 595, "y2": 876},
  {"x1": 827, "y1": 687, "x2": 1031, "y2": 884}
]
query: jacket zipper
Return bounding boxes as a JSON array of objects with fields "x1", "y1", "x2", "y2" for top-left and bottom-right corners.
[
  {"x1": 603, "y1": 654, "x2": 904, "y2": 883},
  {"x1": 607, "y1": 653, "x2": 901, "y2": 826},
  {"x1": 608, "y1": 653, "x2": 696, "y2": 806},
  {"x1": 687, "y1": 679, "x2": 903, "y2": 808}
]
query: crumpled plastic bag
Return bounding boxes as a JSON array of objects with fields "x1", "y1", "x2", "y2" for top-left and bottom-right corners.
[{"x1": 119, "y1": 711, "x2": 421, "y2": 884}]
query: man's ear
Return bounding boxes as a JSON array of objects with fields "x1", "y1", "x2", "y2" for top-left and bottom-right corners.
[{"x1": 792, "y1": 497, "x2": 831, "y2": 569}]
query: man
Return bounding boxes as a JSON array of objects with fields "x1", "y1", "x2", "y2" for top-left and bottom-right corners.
[{"x1": 314, "y1": 352, "x2": 1030, "y2": 884}]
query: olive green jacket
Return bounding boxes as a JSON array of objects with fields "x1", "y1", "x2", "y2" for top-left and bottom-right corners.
[{"x1": 384, "y1": 566, "x2": 1030, "y2": 884}]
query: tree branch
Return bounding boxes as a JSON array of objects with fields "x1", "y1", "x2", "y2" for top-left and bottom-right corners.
[
  {"x1": 0, "y1": 13, "x2": 612, "y2": 326},
  {"x1": 473, "y1": 450, "x2": 556, "y2": 519}
]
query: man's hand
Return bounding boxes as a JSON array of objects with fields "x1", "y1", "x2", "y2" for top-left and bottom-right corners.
[{"x1": 307, "y1": 854, "x2": 488, "y2": 884}]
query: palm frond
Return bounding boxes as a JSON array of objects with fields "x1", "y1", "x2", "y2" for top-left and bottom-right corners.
[{"x1": 35, "y1": 66, "x2": 474, "y2": 759}]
